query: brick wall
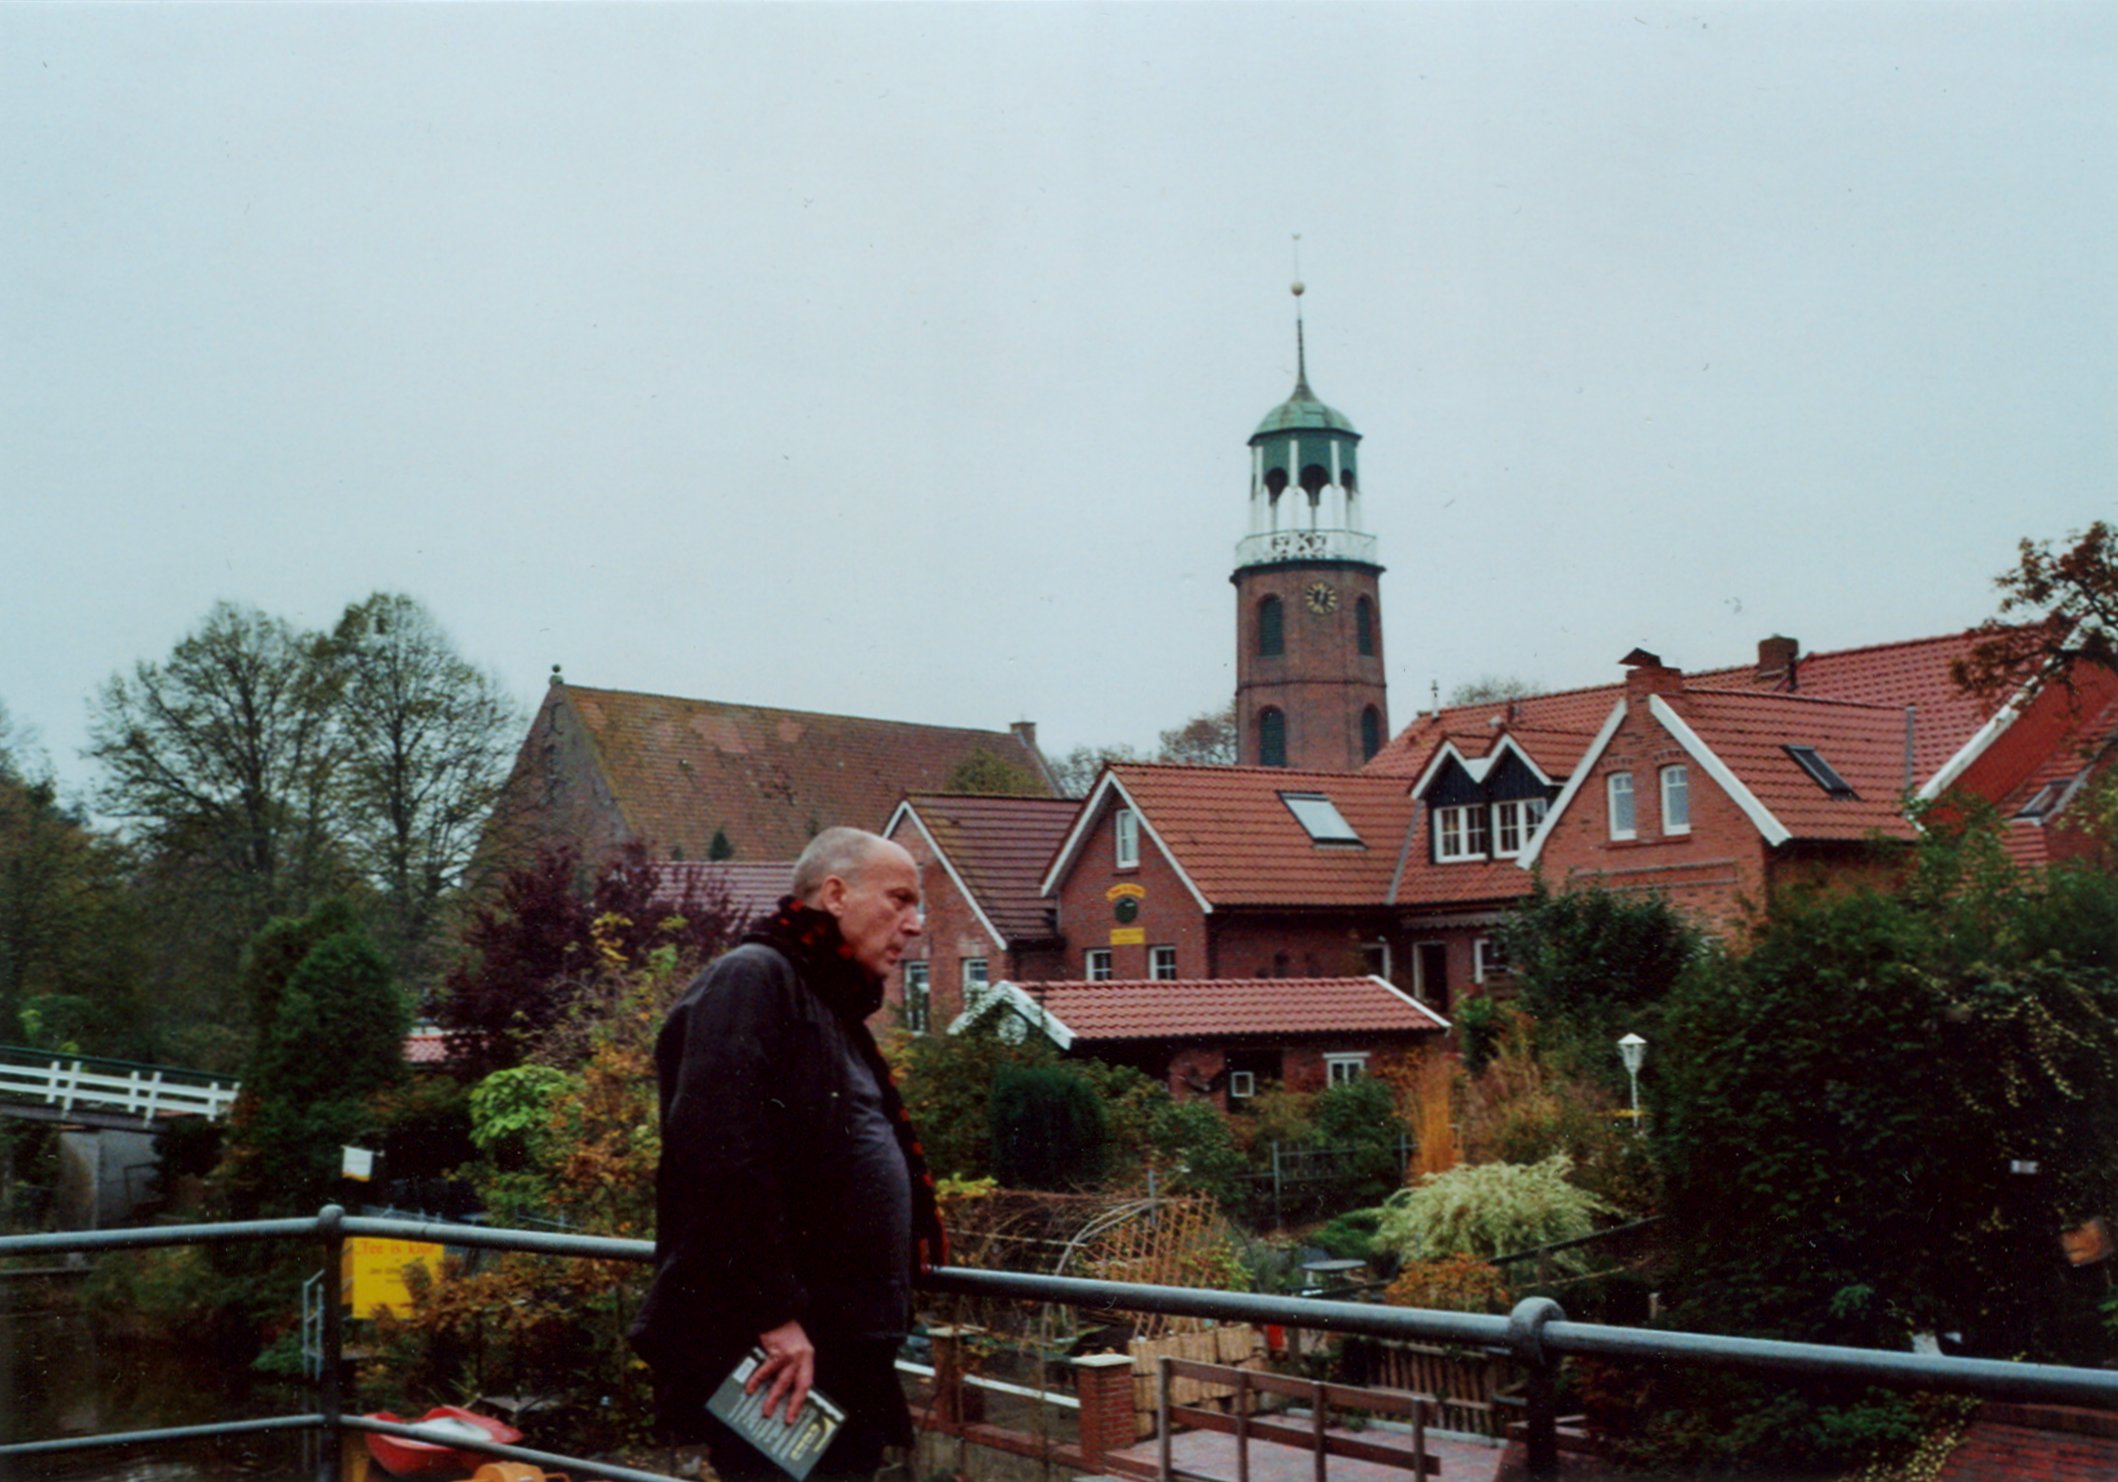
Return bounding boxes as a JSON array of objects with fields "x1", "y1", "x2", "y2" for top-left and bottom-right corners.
[
  {"x1": 1050, "y1": 799, "x2": 1213, "y2": 980},
  {"x1": 886, "y1": 814, "x2": 1004, "y2": 1031}
]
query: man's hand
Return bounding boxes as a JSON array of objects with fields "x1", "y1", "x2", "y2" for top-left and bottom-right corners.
[{"x1": 748, "y1": 1319, "x2": 815, "y2": 1424}]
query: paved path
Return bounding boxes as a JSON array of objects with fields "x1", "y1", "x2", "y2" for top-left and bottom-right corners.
[{"x1": 1111, "y1": 1422, "x2": 1505, "y2": 1482}]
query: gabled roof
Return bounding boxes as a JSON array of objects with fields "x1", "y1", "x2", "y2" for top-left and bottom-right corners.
[
  {"x1": 1406, "y1": 733, "x2": 1555, "y2": 800},
  {"x1": 543, "y1": 683, "x2": 1053, "y2": 861},
  {"x1": 1368, "y1": 628, "x2": 2005, "y2": 795},
  {"x1": 649, "y1": 861, "x2": 790, "y2": 926},
  {"x1": 1661, "y1": 690, "x2": 1923, "y2": 841},
  {"x1": 951, "y1": 975, "x2": 1448, "y2": 1044},
  {"x1": 1043, "y1": 763, "x2": 1418, "y2": 909},
  {"x1": 888, "y1": 793, "x2": 1081, "y2": 947}
]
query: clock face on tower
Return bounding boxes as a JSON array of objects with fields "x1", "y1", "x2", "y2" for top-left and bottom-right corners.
[{"x1": 1304, "y1": 581, "x2": 1339, "y2": 615}]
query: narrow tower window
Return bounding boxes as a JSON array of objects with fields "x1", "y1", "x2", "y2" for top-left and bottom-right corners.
[
  {"x1": 1361, "y1": 706, "x2": 1382, "y2": 761},
  {"x1": 1257, "y1": 596, "x2": 1284, "y2": 657},
  {"x1": 1355, "y1": 596, "x2": 1376, "y2": 657},
  {"x1": 1259, "y1": 707, "x2": 1287, "y2": 767},
  {"x1": 1300, "y1": 464, "x2": 1330, "y2": 500}
]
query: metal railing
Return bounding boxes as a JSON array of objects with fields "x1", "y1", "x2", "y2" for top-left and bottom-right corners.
[{"x1": 7, "y1": 1206, "x2": 2118, "y2": 1480}]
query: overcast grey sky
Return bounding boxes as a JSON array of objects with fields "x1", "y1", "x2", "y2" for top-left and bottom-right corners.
[{"x1": 4, "y1": 2, "x2": 2112, "y2": 800}]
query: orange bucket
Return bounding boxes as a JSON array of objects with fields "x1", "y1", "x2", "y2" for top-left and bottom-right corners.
[{"x1": 467, "y1": 1466, "x2": 566, "y2": 1482}]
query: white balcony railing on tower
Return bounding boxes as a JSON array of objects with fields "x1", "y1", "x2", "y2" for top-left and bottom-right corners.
[{"x1": 1235, "y1": 527, "x2": 1379, "y2": 567}]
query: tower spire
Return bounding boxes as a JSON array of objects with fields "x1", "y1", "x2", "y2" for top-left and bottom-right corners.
[{"x1": 1291, "y1": 234, "x2": 1311, "y2": 395}]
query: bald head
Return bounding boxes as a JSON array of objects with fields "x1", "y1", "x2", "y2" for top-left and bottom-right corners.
[
  {"x1": 792, "y1": 827, "x2": 923, "y2": 977},
  {"x1": 792, "y1": 827, "x2": 898, "y2": 904}
]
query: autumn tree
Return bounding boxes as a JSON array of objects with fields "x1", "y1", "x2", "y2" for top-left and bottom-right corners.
[
  {"x1": 1952, "y1": 521, "x2": 2118, "y2": 705},
  {"x1": 324, "y1": 593, "x2": 520, "y2": 984},
  {"x1": 437, "y1": 841, "x2": 746, "y2": 1076}
]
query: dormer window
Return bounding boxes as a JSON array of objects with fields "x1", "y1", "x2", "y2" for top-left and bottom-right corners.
[
  {"x1": 1282, "y1": 791, "x2": 1362, "y2": 845},
  {"x1": 1436, "y1": 804, "x2": 1490, "y2": 861},
  {"x1": 1115, "y1": 807, "x2": 1140, "y2": 869},
  {"x1": 1492, "y1": 798, "x2": 1548, "y2": 858}
]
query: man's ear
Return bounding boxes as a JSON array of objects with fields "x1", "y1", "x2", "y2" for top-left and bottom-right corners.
[{"x1": 817, "y1": 874, "x2": 850, "y2": 915}]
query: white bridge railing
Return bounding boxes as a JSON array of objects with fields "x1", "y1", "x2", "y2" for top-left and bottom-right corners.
[{"x1": 0, "y1": 1045, "x2": 240, "y2": 1125}]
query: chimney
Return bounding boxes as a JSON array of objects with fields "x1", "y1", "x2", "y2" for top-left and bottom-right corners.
[
  {"x1": 1757, "y1": 635, "x2": 1799, "y2": 689},
  {"x1": 1621, "y1": 647, "x2": 1685, "y2": 704},
  {"x1": 1010, "y1": 720, "x2": 1039, "y2": 750}
]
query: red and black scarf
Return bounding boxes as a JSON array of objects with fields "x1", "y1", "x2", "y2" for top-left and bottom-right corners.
[{"x1": 744, "y1": 897, "x2": 949, "y2": 1273}]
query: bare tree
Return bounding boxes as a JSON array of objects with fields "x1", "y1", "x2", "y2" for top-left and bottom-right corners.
[{"x1": 1448, "y1": 675, "x2": 1545, "y2": 706}]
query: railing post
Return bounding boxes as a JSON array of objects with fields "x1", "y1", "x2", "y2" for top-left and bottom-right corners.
[
  {"x1": 1505, "y1": 1296, "x2": 1564, "y2": 1481},
  {"x1": 317, "y1": 1204, "x2": 346, "y2": 1482}
]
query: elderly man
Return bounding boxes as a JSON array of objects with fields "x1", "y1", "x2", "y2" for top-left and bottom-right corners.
[{"x1": 630, "y1": 827, "x2": 945, "y2": 1482}]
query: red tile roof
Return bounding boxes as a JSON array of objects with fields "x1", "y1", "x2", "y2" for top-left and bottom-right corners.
[
  {"x1": 404, "y1": 1027, "x2": 453, "y2": 1066},
  {"x1": 1368, "y1": 629, "x2": 2003, "y2": 792},
  {"x1": 649, "y1": 861, "x2": 790, "y2": 927},
  {"x1": 1002, "y1": 976, "x2": 1448, "y2": 1041},
  {"x1": 1091, "y1": 763, "x2": 1419, "y2": 907},
  {"x1": 1664, "y1": 690, "x2": 1922, "y2": 841},
  {"x1": 552, "y1": 684, "x2": 1053, "y2": 861},
  {"x1": 895, "y1": 793, "x2": 1080, "y2": 944}
]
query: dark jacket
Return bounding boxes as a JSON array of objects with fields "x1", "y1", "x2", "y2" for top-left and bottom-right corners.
[{"x1": 629, "y1": 942, "x2": 907, "y2": 1372}]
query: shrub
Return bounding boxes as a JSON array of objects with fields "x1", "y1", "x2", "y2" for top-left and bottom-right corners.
[
  {"x1": 1375, "y1": 1155, "x2": 1610, "y2": 1268},
  {"x1": 1383, "y1": 1253, "x2": 1512, "y2": 1314},
  {"x1": 988, "y1": 1062, "x2": 1106, "y2": 1189}
]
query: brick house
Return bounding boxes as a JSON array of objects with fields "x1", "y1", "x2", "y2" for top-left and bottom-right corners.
[
  {"x1": 883, "y1": 792, "x2": 1080, "y2": 1032},
  {"x1": 489, "y1": 675, "x2": 1055, "y2": 866},
  {"x1": 1369, "y1": 631, "x2": 2118, "y2": 949},
  {"x1": 950, "y1": 975, "x2": 1447, "y2": 1109}
]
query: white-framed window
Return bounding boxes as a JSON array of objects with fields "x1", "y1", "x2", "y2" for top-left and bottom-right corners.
[
  {"x1": 1435, "y1": 803, "x2": 1490, "y2": 861},
  {"x1": 1607, "y1": 772, "x2": 1636, "y2": 840},
  {"x1": 1085, "y1": 948, "x2": 1113, "y2": 981},
  {"x1": 1228, "y1": 1069, "x2": 1258, "y2": 1101},
  {"x1": 1474, "y1": 937, "x2": 1509, "y2": 984},
  {"x1": 1491, "y1": 797, "x2": 1548, "y2": 858},
  {"x1": 902, "y1": 961, "x2": 931, "y2": 1034},
  {"x1": 1115, "y1": 807, "x2": 1140, "y2": 869},
  {"x1": 1660, "y1": 764, "x2": 1690, "y2": 835},
  {"x1": 1325, "y1": 1053, "x2": 1370, "y2": 1086},
  {"x1": 1149, "y1": 945, "x2": 1178, "y2": 980},
  {"x1": 961, "y1": 958, "x2": 989, "y2": 994}
]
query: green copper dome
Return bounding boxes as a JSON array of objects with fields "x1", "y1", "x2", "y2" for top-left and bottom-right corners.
[{"x1": 1252, "y1": 384, "x2": 1358, "y2": 438}]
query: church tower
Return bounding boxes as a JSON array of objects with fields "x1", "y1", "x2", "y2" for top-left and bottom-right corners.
[{"x1": 1233, "y1": 283, "x2": 1388, "y2": 770}]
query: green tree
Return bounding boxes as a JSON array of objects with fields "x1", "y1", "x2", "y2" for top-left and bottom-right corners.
[
  {"x1": 324, "y1": 593, "x2": 521, "y2": 987},
  {"x1": 221, "y1": 918, "x2": 409, "y2": 1216},
  {"x1": 1496, "y1": 881, "x2": 1706, "y2": 1092},
  {"x1": 943, "y1": 746, "x2": 1048, "y2": 797},
  {"x1": 86, "y1": 604, "x2": 351, "y2": 1060},
  {"x1": 0, "y1": 758, "x2": 147, "y2": 1055}
]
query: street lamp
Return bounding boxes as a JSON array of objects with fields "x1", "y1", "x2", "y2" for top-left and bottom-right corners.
[{"x1": 1617, "y1": 1033, "x2": 1647, "y2": 1136}]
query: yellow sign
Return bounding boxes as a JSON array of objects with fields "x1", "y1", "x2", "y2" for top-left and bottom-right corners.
[
  {"x1": 341, "y1": 1237, "x2": 446, "y2": 1317},
  {"x1": 1109, "y1": 927, "x2": 1146, "y2": 946},
  {"x1": 1105, "y1": 883, "x2": 1147, "y2": 901}
]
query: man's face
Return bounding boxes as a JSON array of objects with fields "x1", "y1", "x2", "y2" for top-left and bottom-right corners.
[{"x1": 822, "y1": 843, "x2": 923, "y2": 978}]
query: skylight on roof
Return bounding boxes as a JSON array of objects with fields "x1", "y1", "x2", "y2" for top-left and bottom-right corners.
[
  {"x1": 1784, "y1": 745, "x2": 1858, "y2": 799},
  {"x1": 2016, "y1": 781, "x2": 2067, "y2": 820},
  {"x1": 1281, "y1": 792, "x2": 1363, "y2": 844}
]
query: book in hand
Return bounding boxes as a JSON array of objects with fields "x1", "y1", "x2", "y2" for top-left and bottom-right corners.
[{"x1": 706, "y1": 1348, "x2": 848, "y2": 1481}]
